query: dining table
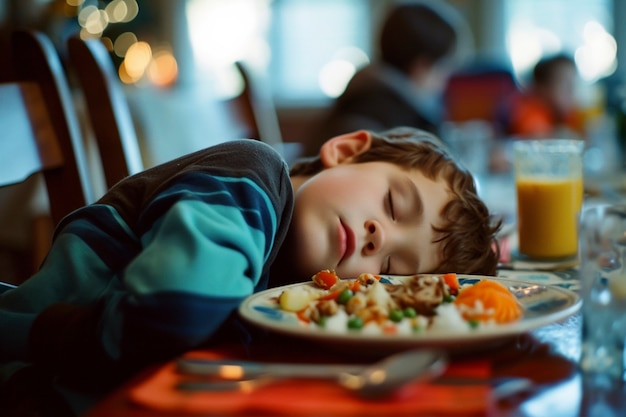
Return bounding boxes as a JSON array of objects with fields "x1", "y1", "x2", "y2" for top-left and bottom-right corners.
[{"x1": 83, "y1": 171, "x2": 626, "y2": 417}]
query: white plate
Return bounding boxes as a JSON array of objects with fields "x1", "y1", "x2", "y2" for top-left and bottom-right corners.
[{"x1": 239, "y1": 275, "x2": 581, "y2": 354}]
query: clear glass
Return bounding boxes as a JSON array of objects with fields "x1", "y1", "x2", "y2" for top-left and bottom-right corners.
[
  {"x1": 513, "y1": 139, "x2": 584, "y2": 259},
  {"x1": 579, "y1": 204, "x2": 626, "y2": 385}
]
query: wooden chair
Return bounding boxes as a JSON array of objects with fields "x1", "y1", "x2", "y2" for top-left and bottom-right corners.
[
  {"x1": 67, "y1": 35, "x2": 144, "y2": 189},
  {"x1": 8, "y1": 29, "x2": 94, "y2": 223},
  {"x1": 0, "y1": 29, "x2": 94, "y2": 281},
  {"x1": 229, "y1": 61, "x2": 303, "y2": 164},
  {"x1": 0, "y1": 83, "x2": 62, "y2": 281},
  {"x1": 227, "y1": 61, "x2": 284, "y2": 148}
]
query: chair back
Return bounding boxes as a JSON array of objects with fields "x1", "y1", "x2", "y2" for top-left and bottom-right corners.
[
  {"x1": 443, "y1": 63, "x2": 519, "y2": 133},
  {"x1": 227, "y1": 61, "x2": 284, "y2": 148},
  {"x1": 5, "y1": 30, "x2": 94, "y2": 225},
  {"x1": 67, "y1": 36, "x2": 143, "y2": 188}
]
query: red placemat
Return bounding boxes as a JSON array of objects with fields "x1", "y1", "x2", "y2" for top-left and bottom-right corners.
[{"x1": 129, "y1": 350, "x2": 493, "y2": 416}]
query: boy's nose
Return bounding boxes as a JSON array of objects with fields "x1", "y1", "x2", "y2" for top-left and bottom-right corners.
[{"x1": 363, "y1": 219, "x2": 385, "y2": 255}]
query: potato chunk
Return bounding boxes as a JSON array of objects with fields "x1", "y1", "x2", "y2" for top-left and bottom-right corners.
[{"x1": 278, "y1": 287, "x2": 315, "y2": 312}]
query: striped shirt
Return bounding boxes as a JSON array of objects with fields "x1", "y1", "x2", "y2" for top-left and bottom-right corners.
[{"x1": 0, "y1": 139, "x2": 293, "y2": 384}]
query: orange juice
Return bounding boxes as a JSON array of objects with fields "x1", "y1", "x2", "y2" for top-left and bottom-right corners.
[{"x1": 516, "y1": 177, "x2": 583, "y2": 259}]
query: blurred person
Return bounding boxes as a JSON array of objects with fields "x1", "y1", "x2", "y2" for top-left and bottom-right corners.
[
  {"x1": 303, "y1": 1, "x2": 472, "y2": 156},
  {"x1": 502, "y1": 53, "x2": 585, "y2": 139},
  {"x1": 0, "y1": 127, "x2": 499, "y2": 416}
]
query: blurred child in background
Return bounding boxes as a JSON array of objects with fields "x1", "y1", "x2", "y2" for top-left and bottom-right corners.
[{"x1": 503, "y1": 53, "x2": 585, "y2": 139}]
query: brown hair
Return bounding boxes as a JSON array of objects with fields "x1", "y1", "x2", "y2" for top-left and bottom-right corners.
[
  {"x1": 379, "y1": 2, "x2": 458, "y2": 74},
  {"x1": 290, "y1": 127, "x2": 501, "y2": 275},
  {"x1": 533, "y1": 53, "x2": 576, "y2": 86}
]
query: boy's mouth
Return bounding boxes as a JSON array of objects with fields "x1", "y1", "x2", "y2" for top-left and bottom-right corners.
[{"x1": 338, "y1": 219, "x2": 356, "y2": 266}]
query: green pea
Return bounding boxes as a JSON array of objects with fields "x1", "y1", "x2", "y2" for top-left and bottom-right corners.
[
  {"x1": 389, "y1": 309, "x2": 404, "y2": 322},
  {"x1": 337, "y1": 289, "x2": 354, "y2": 304},
  {"x1": 403, "y1": 307, "x2": 417, "y2": 318},
  {"x1": 317, "y1": 316, "x2": 327, "y2": 327},
  {"x1": 443, "y1": 294, "x2": 455, "y2": 303},
  {"x1": 468, "y1": 319, "x2": 480, "y2": 329},
  {"x1": 347, "y1": 316, "x2": 364, "y2": 330}
]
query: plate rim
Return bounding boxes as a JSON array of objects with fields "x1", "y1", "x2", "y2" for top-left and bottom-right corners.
[{"x1": 239, "y1": 274, "x2": 581, "y2": 346}]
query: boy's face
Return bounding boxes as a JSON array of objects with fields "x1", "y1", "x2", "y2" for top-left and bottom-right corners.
[{"x1": 288, "y1": 160, "x2": 451, "y2": 279}]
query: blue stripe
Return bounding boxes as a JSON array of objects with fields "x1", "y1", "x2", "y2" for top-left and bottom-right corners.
[
  {"x1": 214, "y1": 175, "x2": 277, "y2": 261},
  {"x1": 56, "y1": 205, "x2": 141, "y2": 272},
  {"x1": 140, "y1": 173, "x2": 277, "y2": 262},
  {"x1": 126, "y1": 200, "x2": 262, "y2": 297}
]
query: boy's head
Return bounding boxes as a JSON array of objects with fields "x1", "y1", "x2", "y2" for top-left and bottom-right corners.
[
  {"x1": 282, "y1": 127, "x2": 500, "y2": 282},
  {"x1": 377, "y1": 1, "x2": 471, "y2": 95},
  {"x1": 532, "y1": 54, "x2": 578, "y2": 116},
  {"x1": 379, "y1": 2, "x2": 457, "y2": 74}
]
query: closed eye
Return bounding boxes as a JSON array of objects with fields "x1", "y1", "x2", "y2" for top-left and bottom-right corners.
[{"x1": 387, "y1": 190, "x2": 396, "y2": 221}]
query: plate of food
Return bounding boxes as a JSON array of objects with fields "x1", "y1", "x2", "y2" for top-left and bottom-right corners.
[{"x1": 239, "y1": 271, "x2": 581, "y2": 354}]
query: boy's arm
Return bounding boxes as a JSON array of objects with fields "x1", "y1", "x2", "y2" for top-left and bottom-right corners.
[{"x1": 27, "y1": 169, "x2": 291, "y2": 383}]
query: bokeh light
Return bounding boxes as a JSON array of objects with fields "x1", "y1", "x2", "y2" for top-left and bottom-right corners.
[
  {"x1": 187, "y1": 0, "x2": 271, "y2": 97},
  {"x1": 148, "y1": 50, "x2": 179, "y2": 87},
  {"x1": 113, "y1": 32, "x2": 138, "y2": 58},
  {"x1": 69, "y1": 0, "x2": 155, "y2": 85},
  {"x1": 104, "y1": 0, "x2": 139, "y2": 23},
  {"x1": 118, "y1": 61, "x2": 136, "y2": 84},
  {"x1": 318, "y1": 46, "x2": 369, "y2": 98},
  {"x1": 507, "y1": 24, "x2": 562, "y2": 84},
  {"x1": 575, "y1": 20, "x2": 617, "y2": 82},
  {"x1": 123, "y1": 41, "x2": 152, "y2": 79},
  {"x1": 105, "y1": 0, "x2": 128, "y2": 23},
  {"x1": 319, "y1": 60, "x2": 356, "y2": 98}
]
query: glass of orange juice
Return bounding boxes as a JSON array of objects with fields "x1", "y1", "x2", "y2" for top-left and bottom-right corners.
[{"x1": 513, "y1": 139, "x2": 584, "y2": 259}]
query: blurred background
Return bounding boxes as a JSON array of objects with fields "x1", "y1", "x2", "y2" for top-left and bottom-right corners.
[{"x1": 1, "y1": 0, "x2": 623, "y2": 165}]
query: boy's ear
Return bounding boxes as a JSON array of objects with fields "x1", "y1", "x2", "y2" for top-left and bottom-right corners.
[{"x1": 319, "y1": 130, "x2": 372, "y2": 167}]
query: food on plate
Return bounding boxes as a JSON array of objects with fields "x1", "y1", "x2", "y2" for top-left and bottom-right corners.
[
  {"x1": 311, "y1": 269, "x2": 340, "y2": 289},
  {"x1": 275, "y1": 270, "x2": 524, "y2": 334},
  {"x1": 454, "y1": 280, "x2": 524, "y2": 323}
]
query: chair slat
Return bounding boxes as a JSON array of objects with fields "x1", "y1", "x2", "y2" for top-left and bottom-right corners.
[
  {"x1": 67, "y1": 36, "x2": 143, "y2": 188},
  {"x1": 10, "y1": 29, "x2": 94, "y2": 223}
]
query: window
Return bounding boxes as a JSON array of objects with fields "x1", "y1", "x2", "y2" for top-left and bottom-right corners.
[
  {"x1": 504, "y1": 0, "x2": 615, "y2": 84},
  {"x1": 268, "y1": 0, "x2": 371, "y2": 106}
]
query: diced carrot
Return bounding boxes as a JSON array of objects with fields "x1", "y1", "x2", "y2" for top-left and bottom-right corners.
[
  {"x1": 382, "y1": 324, "x2": 397, "y2": 335},
  {"x1": 454, "y1": 279, "x2": 523, "y2": 324},
  {"x1": 296, "y1": 308, "x2": 311, "y2": 323},
  {"x1": 348, "y1": 280, "x2": 361, "y2": 292},
  {"x1": 312, "y1": 270, "x2": 340, "y2": 290},
  {"x1": 441, "y1": 273, "x2": 459, "y2": 295}
]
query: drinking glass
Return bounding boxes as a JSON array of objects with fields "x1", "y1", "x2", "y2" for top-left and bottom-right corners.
[
  {"x1": 513, "y1": 139, "x2": 584, "y2": 259},
  {"x1": 579, "y1": 204, "x2": 626, "y2": 385}
]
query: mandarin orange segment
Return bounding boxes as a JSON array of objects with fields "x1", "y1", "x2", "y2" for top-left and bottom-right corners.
[{"x1": 454, "y1": 279, "x2": 524, "y2": 324}]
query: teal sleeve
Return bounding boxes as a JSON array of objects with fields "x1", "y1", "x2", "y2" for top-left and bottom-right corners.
[{"x1": 124, "y1": 199, "x2": 266, "y2": 297}]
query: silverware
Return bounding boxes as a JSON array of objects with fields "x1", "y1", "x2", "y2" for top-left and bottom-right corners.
[{"x1": 176, "y1": 349, "x2": 447, "y2": 399}]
